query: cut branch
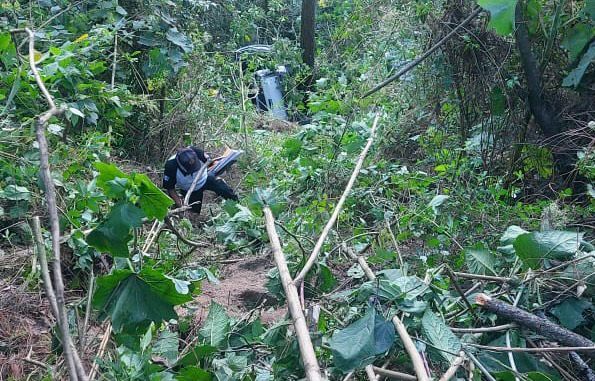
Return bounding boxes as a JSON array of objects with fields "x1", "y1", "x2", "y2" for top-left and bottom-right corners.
[
  {"x1": 476, "y1": 294, "x2": 595, "y2": 358},
  {"x1": 183, "y1": 159, "x2": 212, "y2": 205},
  {"x1": 21, "y1": 27, "x2": 87, "y2": 381},
  {"x1": 263, "y1": 207, "x2": 324, "y2": 381},
  {"x1": 438, "y1": 352, "x2": 466, "y2": 381},
  {"x1": 362, "y1": 7, "x2": 482, "y2": 98},
  {"x1": 293, "y1": 113, "x2": 380, "y2": 285},
  {"x1": 371, "y1": 366, "x2": 416, "y2": 381}
]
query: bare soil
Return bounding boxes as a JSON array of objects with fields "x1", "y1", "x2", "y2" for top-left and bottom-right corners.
[{"x1": 194, "y1": 255, "x2": 287, "y2": 325}]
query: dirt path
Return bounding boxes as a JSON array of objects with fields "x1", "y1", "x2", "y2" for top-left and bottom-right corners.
[{"x1": 194, "y1": 255, "x2": 287, "y2": 325}]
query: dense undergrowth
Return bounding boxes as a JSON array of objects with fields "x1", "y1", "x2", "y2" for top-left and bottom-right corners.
[{"x1": 1, "y1": 0, "x2": 595, "y2": 380}]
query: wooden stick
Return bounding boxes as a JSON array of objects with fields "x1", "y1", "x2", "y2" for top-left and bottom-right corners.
[
  {"x1": 393, "y1": 316, "x2": 430, "y2": 381},
  {"x1": 21, "y1": 27, "x2": 87, "y2": 381},
  {"x1": 365, "y1": 365, "x2": 377, "y2": 381},
  {"x1": 293, "y1": 113, "x2": 380, "y2": 286},
  {"x1": 467, "y1": 343, "x2": 595, "y2": 353},
  {"x1": 452, "y1": 271, "x2": 513, "y2": 283},
  {"x1": 362, "y1": 7, "x2": 483, "y2": 98},
  {"x1": 183, "y1": 159, "x2": 212, "y2": 205},
  {"x1": 476, "y1": 294, "x2": 595, "y2": 357},
  {"x1": 450, "y1": 323, "x2": 517, "y2": 333},
  {"x1": 438, "y1": 352, "x2": 466, "y2": 381},
  {"x1": 88, "y1": 322, "x2": 112, "y2": 381},
  {"x1": 263, "y1": 207, "x2": 324, "y2": 381},
  {"x1": 371, "y1": 366, "x2": 416, "y2": 381},
  {"x1": 343, "y1": 244, "x2": 376, "y2": 281}
]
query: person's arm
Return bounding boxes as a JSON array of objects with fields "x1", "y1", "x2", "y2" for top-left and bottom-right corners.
[
  {"x1": 167, "y1": 188, "x2": 183, "y2": 208},
  {"x1": 163, "y1": 159, "x2": 181, "y2": 206}
]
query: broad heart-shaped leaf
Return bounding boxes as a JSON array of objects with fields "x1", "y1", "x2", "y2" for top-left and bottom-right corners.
[
  {"x1": 478, "y1": 0, "x2": 518, "y2": 35},
  {"x1": 550, "y1": 297, "x2": 593, "y2": 330},
  {"x1": 465, "y1": 248, "x2": 497, "y2": 275},
  {"x1": 561, "y1": 23, "x2": 594, "y2": 61},
  {"x1": 563, "y1": 42, "x2": 595, "y2": 88},
  {"x1": 498, "y1": 225, "x2": 528, "y2": 255},
  {"x1": 93, "y1": 268, "x2": 192, "y2": 333},
  {"x1": 421, "y1": 310, "x2": 461, "y2": 364},
  {"x1": 166, "y1": 27, "x2": 193, "y2": 53},
  {"x1": 329, "y1": 308, "x2": 395, "y2": 372},
  {"x1": 95, "y1": 161, "x2": 128, "y2": 195},
  {"x1": 513, "y1": 230, "x2": 583, "y2": 269},
  {"x1": 86, "y1": 202, "x2": 145, "y2": 257},
  {"x1": 133, "y1": 173, "x2": 174, "y2": 220},
  {"x1": 199, "y1": 302, "x2": 230, "y2": 348}
]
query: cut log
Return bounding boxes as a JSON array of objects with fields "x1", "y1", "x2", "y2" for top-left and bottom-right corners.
[{"x1": 475, "y1": 294, "x2": 595, "y2": 358}]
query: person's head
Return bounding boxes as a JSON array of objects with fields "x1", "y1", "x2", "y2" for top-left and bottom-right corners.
[{"x1": 176, "y1": 147, "x2": 200, "y2": 173}]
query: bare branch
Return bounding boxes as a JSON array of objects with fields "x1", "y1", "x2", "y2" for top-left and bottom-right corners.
[
  {"x1": 293, "y1": 113, "x2": 380, "y2": 285},
  {"x1": 263, "y1": 207, "x2": 324, "y2": 381}
]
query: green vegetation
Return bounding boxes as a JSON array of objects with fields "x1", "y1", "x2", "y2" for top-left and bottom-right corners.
[{"x1": 1, "y1": 0, "x2": 594, "y2": 380}]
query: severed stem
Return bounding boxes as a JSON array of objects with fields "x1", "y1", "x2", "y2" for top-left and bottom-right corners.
[{"x1": 293, "y1": 113, "x2": 380, "y2": 286}]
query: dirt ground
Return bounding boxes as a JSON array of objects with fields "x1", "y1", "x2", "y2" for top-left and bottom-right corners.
[{"x1": 194, "y1": 255, "x2": 287, "y2": 325}]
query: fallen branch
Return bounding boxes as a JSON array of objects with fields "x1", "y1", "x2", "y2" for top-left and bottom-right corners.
[
  {"x1": 476, "y1": 294, "x2": 595, "y2": 357},
  {"x1": 467, "y1": 343, "x2": 595, "y2": 353},
  {"x1": 450, "y1": 323, "x2": 517, "y2": 333},
  {"x1": 569, "y1": 352, "x2": 595, "y2": 381},
  {"x1": 362, "y1": 7, "x2": 483, "y2": 98},
  {"x1": 88, "y1": 322, "x2": 112, "y2": 381},
  {"x1": 438, "y1": 352, "x2": 466, "y2": 381},
  {"x1": 371, "y1": 366, "x2": 416, "y2": 381},
  {"x1": 452, "y1": 271, "x2": 514, "y2": 283},
  {"x1": 393, "y1": 316, "x2": 430, "y2": 381},
  {"x1": 263, "y1": 207, "x2": 324, "y2": 381},
  {"x1": 183, "y1": 159, "x2": 212, "y2": 205},
  {"x1": 18, "y1": 27, "x2": 87, "y2": 381},
  {"x1": 343, "y1": 243, "x2": 376, "y2": 281},
  {"x1": 293, "y1": 113, "x2": 380, "y2": 286}
]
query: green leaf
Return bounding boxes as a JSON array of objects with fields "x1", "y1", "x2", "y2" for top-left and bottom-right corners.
[
  {"x1": 0, "y1": 185, "x2": 31, "y2": 201},
  {"x1": 550, "y1": 297, "x2": 593, "y2": 330},
  {"x1": 86, "y1": 202, "x2": 145, "y2": 257},
  {"x1": 176, "y1": 345, "x2": 218, "y2": 367},
  {"x1": 561, "y1": 23, "x2": 594, "y2": 61},
  {"x1": 428, "y1": 194, "x2": 449, "y2": 215},
  {"x1": 93, "y1": 268, "x2": 192, "y2": 333},
  {"x1": 166, "y1": 28, "x2": 193, "y2": 53},
  {"x1": 465, "y1": 248, "x2": 497, "y2": 275},
  {"x1": 563, "y1": 42, "x2": 595, "y2": 88},
  {"x1": 176, "y1": 367, "x2": 212, "y2": 381},
  {"x1": 421, "y1": 310, "x2": 461, "y2": 364},
  {"x1": 95, "y1": 162, "x2": 128, "y2": 194},
  {"x1": 478, "y1": 0, "x2": 518, "y2": 35},
  {"x1": 513, "y1": 230, "x2": 583, "y2": 269},
  {"x1": 134, "y1": 174, "x2": 174, "y2": 220},
  {"x1": 153, "y1": 329, "x2": 179, "y2": 366},
  {"x1": 199, "y1": 302, "x2": 230, "y2": 348},
  {"x1": 329, "y1": 308, "x2": 395, "y2": 372}
]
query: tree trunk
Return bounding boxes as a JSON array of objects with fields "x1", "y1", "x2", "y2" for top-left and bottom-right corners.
[{"x1": 300, "y1": 0, "x2": 316, "y2": 70}]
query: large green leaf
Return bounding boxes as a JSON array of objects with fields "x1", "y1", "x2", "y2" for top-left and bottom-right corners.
[
  {"x1": 86, "y1": 202, "x2": 145, "y2": 257},
  {"x1": 134, "y1": 173, "x2": 174, "y2": 220},
  {"x1": 561, "y1": 23, "x2": 594, "y2": 61},
  {"x1": 550, "y1": 297, "x2": 593, "y2": 330},
  {"x1": 176, "y1": 367, "x2": 211, "y2": 381},
  {"x1": 153, "y1": 330, "x2": 179, "y2": 366},
  {"x1": 563, "y1": 42, "x2": 595, "y2": 88},
  {"x1": 199, "y1": 302, "x2": 230, "y2": 348},
  {"x1": 513, "y1": 230, "x2": 583, "y2": 268},
  {"x1": 93, "y1": 268, "x2": 192, "y2": 333},
  {"x1": 176, "y1": 345, "x2": 218, "y2": 367},
  {"x1": 465, "y1": 248, "x2": 497, "y2": 275},
  {"x1": 329, "y1": 308, "x2": 395, "y2": 372},
  {"x1": 0, "y1": 185, "x2": 31, "y2": 201},
  {"x1": 166, "y1": 28, "x2": 193, "y2": 53},
  {"x1": 421, "y1": 310, "x2": 461, "y2": 364},
  {"x1": 478, "y1": 0, "x2": 518, "y2": 35},
  {"x1": 95, "y1": 161, "x2": 127, "y2": 196}
]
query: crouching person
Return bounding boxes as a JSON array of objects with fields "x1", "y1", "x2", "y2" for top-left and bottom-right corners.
[{"x1": 163, "y1": 146, "x2": 238, "y2": 214}]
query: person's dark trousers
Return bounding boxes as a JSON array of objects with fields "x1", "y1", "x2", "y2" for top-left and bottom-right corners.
[{"x1": 182, "y1": 174, "x2": 238, "y2": 214}]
